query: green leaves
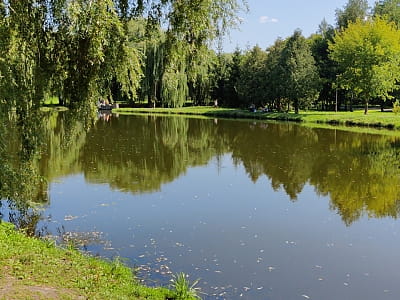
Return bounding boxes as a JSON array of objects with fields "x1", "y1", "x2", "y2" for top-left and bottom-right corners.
[{"x1": 329, "y1": 17, "x2": 400, "y2": 113}]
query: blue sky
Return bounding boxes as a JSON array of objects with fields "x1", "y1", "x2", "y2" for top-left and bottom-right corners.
[{"x1": 222, "y1": 0, "x2": 376, "y2": 52}]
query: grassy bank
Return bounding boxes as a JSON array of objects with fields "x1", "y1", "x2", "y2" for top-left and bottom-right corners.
[
  {"x1": 113, "y1": 107, "x2": 400, "y2": 130},
  {"x1": 0, "y1": 222, "x2": 196, "y2": 299}
]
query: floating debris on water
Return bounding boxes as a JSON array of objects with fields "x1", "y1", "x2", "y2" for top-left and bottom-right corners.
[
  {"x1": 302, "y1": 295, "x2": 310, "y2": 299},
  {"x1": 314, "y1": 265, "x2": 323, "y2": 269},
  {"x1": 64, "y1": 215, "x2": 78, "y2": 221}
]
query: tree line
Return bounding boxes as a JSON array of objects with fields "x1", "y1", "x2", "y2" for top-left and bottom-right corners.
[
  {"x1": 214, "y1": 0, "x2": 400, "y2": 114},
  {"x1": 1, "y1": 0, "x2": 400, "y2": 114},
  {"x1": 0, "y1": 0, "x2": 245, "y2": 114}
]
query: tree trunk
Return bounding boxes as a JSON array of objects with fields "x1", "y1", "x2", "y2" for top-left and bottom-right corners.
[
  {"x1": 364, "y1": 100, "x2": 368, "y2": 115},
  {"x1": 350, "y1": 94, "x2": 353, "y2": 112}
]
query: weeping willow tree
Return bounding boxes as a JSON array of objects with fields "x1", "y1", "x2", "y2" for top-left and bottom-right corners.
[
  {"x1": 0, "y1": 1, "x2": 52, "y2": 115},
  {"x1": 160, "y1": 0, "x2": 246, "y2": 107},
  {"x1": 0, "y1": 0, "x2": 245, "y2": 111},
  {"x1": 130, "y1": 19, "x2": 166, "y2": 106},
  {"x1": 161, "y1": 40, "x2": 189, "y2": 108},
  {"x1": 59, "y1": 0, "x2": 142, "y2": 107}
]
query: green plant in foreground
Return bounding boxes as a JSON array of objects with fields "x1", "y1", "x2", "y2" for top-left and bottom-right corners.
[
  {"x1": 393, "y1": 100, "x2": 400, "y2": 115},
  {"x1": 170, "y1": 272, "x2": 201, "y2": 300}
]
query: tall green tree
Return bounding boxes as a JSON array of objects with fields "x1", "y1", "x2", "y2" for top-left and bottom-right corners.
[
  {"x1": 309, "y1": 20, "x2": 338, "y2": 111},
  {"x1": 279, "y1": 30, "x2": 320, "y2": 114},
  {"x1": 160, "y1": 0, "x2": 246, "y2": 107},
  {"x1": 60, "y1": 0, "x2": 142, "y2": 107},
  {"x1": 237, "y1": 45, "x2": 267, "y2": 107},
  {"x1": 0, "y1": 1, "x2": 52, "y2": 114},
  {"x1": 373, "y1": 0, "x2": 400, "y2": 28},
  {"x1": 264, "y1": 38, "x2": 288, "y2": 111},
  {"x1": 336, "y1": 0, "x2": 370, "y2": 29},
  {"x1": 222, "y1": 49, "x2": 242, "y2": 107},
  {"x1": 329, "y1": 17, "x2": 400, "y2": 114}
]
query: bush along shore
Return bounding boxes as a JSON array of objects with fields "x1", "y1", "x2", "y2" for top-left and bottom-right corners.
[
  {"x1": 0, "y1": 222, "x2": 199, "y2": 299},
  {"x1": 112, "y1": 107, "x2": 400, "y2": 131}
]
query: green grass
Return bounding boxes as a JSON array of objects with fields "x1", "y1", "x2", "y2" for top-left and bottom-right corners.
[
  {"x1": 113, "y1": 106, "x2": 400, "y2": 131},
  {"x1": 0, "y1": 221, "x2": 195, "y2": 299}
]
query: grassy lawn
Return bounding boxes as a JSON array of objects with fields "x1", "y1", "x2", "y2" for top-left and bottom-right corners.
[
  {"x1": 113, "y1": 107, "x2": 400, "y2": 131},
  {"x1": 0, "y1": 222, "x2": 196, "y2": 300}
]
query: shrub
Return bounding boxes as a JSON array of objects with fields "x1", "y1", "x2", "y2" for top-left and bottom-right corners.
[{"x1": 393, "y1": 100, "x2": 400, "y2": 114}]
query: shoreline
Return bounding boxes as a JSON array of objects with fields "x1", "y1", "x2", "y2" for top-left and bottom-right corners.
[
  {"x1": 112, "y1": 106, "x2": 400, "y2": 134},
  {"x1": 0, "y1": 221, "x2": 195, "y2": 299}
]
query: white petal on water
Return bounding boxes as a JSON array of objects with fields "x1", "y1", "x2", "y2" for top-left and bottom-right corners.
[
  {"x1": 64, "y1": 215, "x2": 78, "y2": 221},
  {"x1": 344, "y1": 282, "x2": 349, "y2": 286},
  {"x1": 267, "y1": 266, "x2": 275, "y2": 272},
  {"x1": 314, "y1": 265, "x2": 323, "y2": 269},
  {"x1": 257, "y1": 287, "x2": 263, "y2": 290},
  {"x1": 302, "y1": 295, "x2": 310, "y2": 299}
]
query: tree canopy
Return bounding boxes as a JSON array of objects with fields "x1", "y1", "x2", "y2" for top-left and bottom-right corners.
[{"x1": 329, "y1": 17, "x2": 400, "y2": 114}]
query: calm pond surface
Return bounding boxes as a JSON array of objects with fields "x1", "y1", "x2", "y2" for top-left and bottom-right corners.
[{"x1": 2, "y1": 112, "x2": 400, "y2": 299}]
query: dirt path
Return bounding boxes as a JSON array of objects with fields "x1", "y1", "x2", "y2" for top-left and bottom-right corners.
[{"x1": 0, "y1": 275, "x2": 85, "y2": 300}]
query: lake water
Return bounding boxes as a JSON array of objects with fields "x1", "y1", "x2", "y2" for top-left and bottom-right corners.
[{"x1": 2, "y1": 112, "x2": 400, "y2": 299}]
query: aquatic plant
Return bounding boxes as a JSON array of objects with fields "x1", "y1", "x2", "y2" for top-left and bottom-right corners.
[{"x1": 170, "y1": 272, "x2": 201, "y2": 300}]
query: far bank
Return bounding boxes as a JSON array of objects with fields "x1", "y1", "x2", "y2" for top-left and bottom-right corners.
[{"x1": 112, "y1": 107, "x2": 400, "y2": 132}]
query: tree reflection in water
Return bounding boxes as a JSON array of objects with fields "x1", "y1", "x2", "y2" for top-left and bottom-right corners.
[{"x1": 2, "y1": 111, "x2": 400, "y2": 234}]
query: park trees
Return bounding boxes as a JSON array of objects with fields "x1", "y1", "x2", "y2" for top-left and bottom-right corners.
[
  {"x1": 329, "y1": 17, "x2": 400, "y2": 114},
  {"x1": 373, "y1": 0, "x2": 400, "y2": 28},
  {"x1": 336, "y1": 0, "x2": 370, "y2": 29},
  {"x1": 236, "y1": 45, "x2": 267, "y2": 108},
  {"x1": 309, "y1": 20, "x2": 338, "y2": 111},
  {"x1": 160, "y1": 0, "x2": 246, "y2": 107},
  {"x1": 264, "y1": 38, "x2": 287, "y2": 111},
  {"x1": 278, "y1": 30, "x2": 320, "y2": 114},
  {"x1": 0, "y1": 0, "x2": 246, "y2": 110}
]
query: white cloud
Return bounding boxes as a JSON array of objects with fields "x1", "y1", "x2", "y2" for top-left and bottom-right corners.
[{"x1": 259, "y1": 16, "x2": 278, "y2": 24}]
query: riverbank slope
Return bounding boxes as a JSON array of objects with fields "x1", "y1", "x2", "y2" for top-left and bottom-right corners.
[{"x1": 0, "y1": 222, "x2": 184, "y2": 299}]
